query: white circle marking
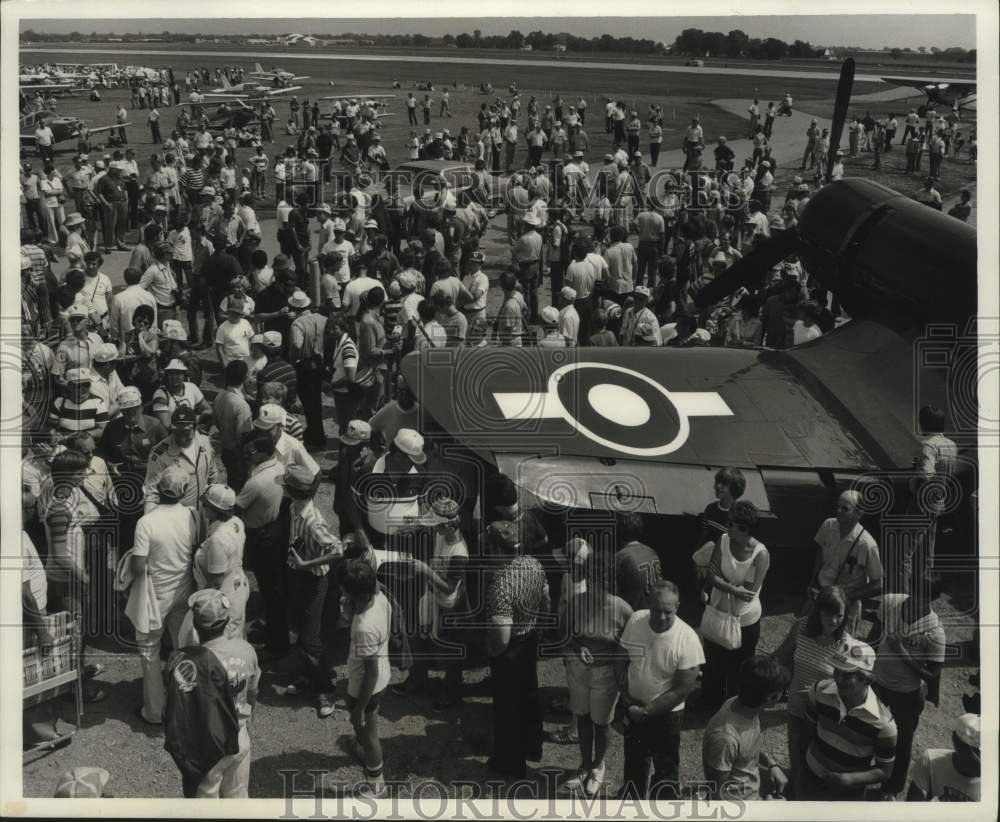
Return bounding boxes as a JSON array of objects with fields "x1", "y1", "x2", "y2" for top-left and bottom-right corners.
[{"x1": 587, "y1": 384, "x2": 651, "y2": 427}]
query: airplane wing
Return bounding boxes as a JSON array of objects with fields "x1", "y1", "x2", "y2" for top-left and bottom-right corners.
[
  {"x1": 264, "y1": 86, "x2": 301, "y2": 96},
  {"x1": 881, "y1": 75, "x2": 976, "y2": 95},
  {"x1": 399, "y1": 338, "x2": 915, "y2": 517},
  {"x1": 88, "y1": 122, "x2": 129, "y2": 135},
  {"x1": 19, "y1": 83, "x2": 75, "y2": 92}
]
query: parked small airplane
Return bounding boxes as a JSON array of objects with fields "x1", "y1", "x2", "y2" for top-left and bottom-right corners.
[
  {"x1": 247, "y1": 63, "x2": 310, "y2": 87},
  {"x1": 205, "y1": 75, "x2": 302, "y2": 99},
  {"x1": 881, "y1": 75, "x2": 977, "y2": 114}
]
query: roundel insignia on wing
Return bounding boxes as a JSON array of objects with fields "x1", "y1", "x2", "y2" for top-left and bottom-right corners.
[
  {"x1": 555, "y1": 364, "x2": 681, "y2": 454},
  {"x1": 491, "y1": 362, "x2": 734, "y2": 458}
]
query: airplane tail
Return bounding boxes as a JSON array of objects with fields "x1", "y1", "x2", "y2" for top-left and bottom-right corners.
[
  {"x1": 254, "y1": 63, "x2": 264, "y2": 75},
  {"x1": 221, "y1": 75, "x2": 232, "y2": 89}
]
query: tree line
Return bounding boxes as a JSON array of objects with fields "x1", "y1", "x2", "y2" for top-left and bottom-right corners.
[
  {"x1": 19, "y1": 28, "x2": 975, "y2": 63},
  {"x1": 671, "y1": 28, "x2": 822, "y2": 60}
]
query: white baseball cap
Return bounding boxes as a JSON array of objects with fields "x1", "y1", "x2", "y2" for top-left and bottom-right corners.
[
  {"x1": 254, "y1": 403, "x2": 285, "y2": 429},
  {"x1": 540, "y1": 306, "x2": 560, "y2": 325},
  {"x1": 393, "y1": 428, "x2": 426, "y2": 464}
]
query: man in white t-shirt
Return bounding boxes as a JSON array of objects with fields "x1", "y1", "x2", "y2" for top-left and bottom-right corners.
[
  {"x1": 906, "y1": 713, "x2": 980, "y2": 802},
  {"x1": 615, "y1": 580, "x2": 704, "y2": 799},
  {"x1": 320, "y1": 219, "x2": 354, "y2": 285}
]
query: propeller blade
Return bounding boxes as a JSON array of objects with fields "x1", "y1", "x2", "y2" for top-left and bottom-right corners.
[
  {"x1": 693, "y1": 230, "x2": 801, "y2": 308},
  {"x1": 825, "y1": 58, "x2": 856, "y2": 183}
]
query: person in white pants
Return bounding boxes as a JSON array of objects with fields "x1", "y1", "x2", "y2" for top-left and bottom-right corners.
[{"x1": 130, "y1": 465, "x2": 198, "y2": 724}]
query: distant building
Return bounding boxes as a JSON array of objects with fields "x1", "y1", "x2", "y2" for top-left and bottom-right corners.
[
  {"x1": 553, "y1": 44, "x2": 567, "y2": 53},
  {"x1": 520, "y1": 44, "x2": 533, "y2": 52}
]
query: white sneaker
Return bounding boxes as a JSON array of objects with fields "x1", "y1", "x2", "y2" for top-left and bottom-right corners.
[
  {"x1": 560, "y1": 769, "x2": 588, "y2": 793},
  {"x1": 585, "y1": 765, "x2": 606, "y2": 797}
]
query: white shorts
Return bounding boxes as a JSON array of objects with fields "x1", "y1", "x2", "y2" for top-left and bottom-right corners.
[{"x1": 565, "y1": 655, "x2": 620, "y2": 726}]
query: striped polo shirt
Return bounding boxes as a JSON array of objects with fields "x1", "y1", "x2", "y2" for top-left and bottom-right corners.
[
  {"x1": 804, "y1": 679, "x2": 897, "y2": 780},
  {"x1": 257, "y1": 358, "x2": 298, "y2": 403},
  {"x1": 283, "y1": 412, "x2": 305, "y2": 443},
  {"x1": 288, "y1": 498, "x2": 342, "y2": 577},
  {"x1": 48, "y1": 395, "x2": 110, "y2": 434}
]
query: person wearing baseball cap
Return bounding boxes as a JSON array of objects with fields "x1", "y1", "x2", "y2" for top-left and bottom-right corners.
[
  {"x1": 393, "y1": 428, "x2": 426, "y2": 465},
  {"x1": 620, "y1": 284, "x2": 661, "y2": 346},
  {"x1": 48, "y1": 367, "x2": 111, "y2": 439},
  {"x1": 88, "y1": 342, "x2": 126, "y2": 418},
  {"x1": 556, "y1": 285, "x2": 580, "y2": 347},
  {"x1": 151, "y1": 356, "x2": 209, "y2": 432},
  {"x1": 214, "y1": 297, "x2": 255, "y2": 368},
  {"x1": 131, "y1": 463, "x2": 202, "y2": 724},
  {"x1": 339, "y1": 419, "x2": 372, "y2": 447},
  {"x1": 794, "y1": 639, "x2": 898, "y2": 800},
  {"x1": 281, "y1": 459, "x2": 343, "y2": 718},
  {"x1": 98, "y1": 384, "x2": 169, "y2": 543},
  {"x1": 54, "y1": 767, "x2": 111, "y2": 798},
  {"x1": 906, "y1": 712, "x2": 980, "y2": 801},
  {"x1": 142, "y1": 403, "x2": 218, "y2": 515},
  {"x1": 165, "y1": 588, "x2": 259, "y2": 797},
  {"x1": 459, "y1": 249, "x2": 489, "y2": 324},
  {"x1": 191, "y1": 484, "x2": 250, "y2": 641},
  {"x1": 482, "y1": 518, "x2": 548, "y2": 778},
  {"x1": 51, "y1": 296, "x2": 103, "y2": 383},
  {"x1": 253, "y1": 403, "x2": 320, "y2": 478},
  {"x1": 537, "y1": 305, "x2": 567, "y2": 348}
]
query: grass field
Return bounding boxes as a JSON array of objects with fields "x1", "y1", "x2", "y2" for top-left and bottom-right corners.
[{"x1": 21, "y1": 39, "x2": 978, "y2": 77}]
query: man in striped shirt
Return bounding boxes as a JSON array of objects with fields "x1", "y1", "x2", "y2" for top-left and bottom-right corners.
[
  {"x1": 255, "y1": 332, "x2": 298, "y2": 409},
  {"x1": 48, "y1": 369, "x2": 110, "y2": 439},
  {"x1": 796, "y1": 640, "x2": 897, "y2": 800},
  {"x1": 284, "y1": 463, "x2": 344, "y2": 718},
  {"x1": 21, "y1": 229, "x2": 52, "y2": 326}
]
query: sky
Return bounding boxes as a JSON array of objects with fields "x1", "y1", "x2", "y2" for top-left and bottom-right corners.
[{"x1": 17, "y1": 15, "x2": 978, "y2": 50}]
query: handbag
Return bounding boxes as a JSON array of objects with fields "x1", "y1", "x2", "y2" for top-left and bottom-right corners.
[
  {"x1": 699, "y1": 539, "x2": 742, "y2": 650},
  {"x1": 700, "y1": 592, "x2": 742, "y2": 650}
]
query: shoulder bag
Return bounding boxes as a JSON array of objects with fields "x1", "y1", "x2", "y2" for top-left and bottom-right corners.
[{"x1": 699, "y1": 539, "x2": 742, "y2": 650}]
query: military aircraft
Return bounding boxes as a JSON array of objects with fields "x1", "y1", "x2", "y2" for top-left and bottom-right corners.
[
  {"x1": 881, "y1": 75, "x2": 977, "y2": 115},
  {"x1": 20, "y1": 110, "x2": 129, "y2": 153},
  {"x1": 400, "y1": 60, "x2": 980, "y2": 550},
  {"x1": 247, "y1": 63, "x2": 310, "y2": 87},
  {"x1": 185, "y1": 99, "x2": 262, "y2": 132},
  {"x1": 205, "y1": 75, "x2": 302, "y2": 98}
]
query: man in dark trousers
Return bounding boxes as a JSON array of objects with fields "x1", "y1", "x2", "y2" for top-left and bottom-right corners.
[
  {"x1": 287, "y1": 290, "x2": 328, "y2": 449},
  {"x1": 485, "y1": 521, "x2": 550, "y2": 779}
]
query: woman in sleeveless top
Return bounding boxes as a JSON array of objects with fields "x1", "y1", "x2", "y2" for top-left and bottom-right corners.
[{"x1": 694, "y1": 500, "x2": 770, "y2": 710}]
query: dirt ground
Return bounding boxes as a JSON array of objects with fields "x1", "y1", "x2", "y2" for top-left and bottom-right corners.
[
  {"x1": 21, "y1": 547, "x2": 980, "y2": 799},
  {"x1": 19, "y1": 47, "x2": 981, "y2": 801}
]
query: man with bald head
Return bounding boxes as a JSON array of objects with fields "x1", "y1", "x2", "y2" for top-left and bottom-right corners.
[{"x1": 809, "y1": 490, "x2": 884, "y2": 633}]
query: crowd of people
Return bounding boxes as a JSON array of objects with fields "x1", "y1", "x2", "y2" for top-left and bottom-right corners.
[{"x1": 18, "y1": 61, "x2": 980, "y2": 803}]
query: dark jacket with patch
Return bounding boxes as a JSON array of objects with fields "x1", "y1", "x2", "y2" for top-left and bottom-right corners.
[{"x1": 164, "y1": 645, "x2": 241, "y2": 787}]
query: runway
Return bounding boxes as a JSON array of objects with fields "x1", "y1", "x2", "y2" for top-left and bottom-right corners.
[{"x1": 18, "y1": 46, "x2": 976, "y2": 85}]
